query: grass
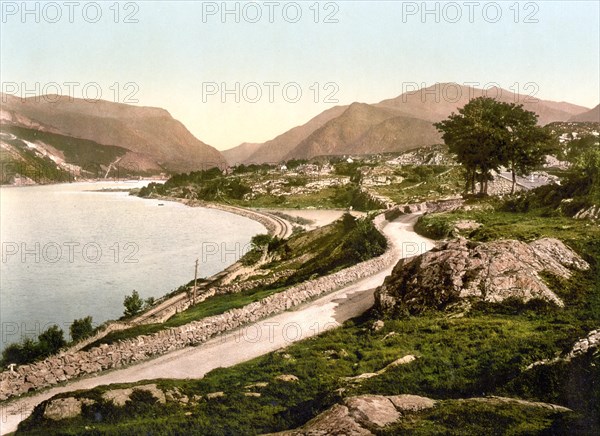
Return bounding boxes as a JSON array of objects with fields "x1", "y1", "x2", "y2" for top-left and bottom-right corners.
[
  {"x1": 83, "y1": 285, "x2": 288, "y2": 348},
  {"x1": 380, "y1": 399, "x2": 575, "y2": 435},
  {"x1": 373, "y1": 165, "x2": 464, "y2": 204},
  {"x1": 19, "y1": 307, "x2": 599, "y2": 434},
  {"x1": 16, "y1": 189, "x2": 600, "y2": 434}
]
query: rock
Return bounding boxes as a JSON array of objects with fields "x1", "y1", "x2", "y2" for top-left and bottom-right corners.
[
  {"x1": 245, "y1": 382, "x2": 269, "y2": 389},
  {"x1": 453, "y1": 219, "x2": 482, "y2": 234},
  {"x1": 102, "y1": 388, "x2": 133, "y2": 406},
  {"x1": 43, "y1": 397, "x2": 95, "y2": 421},
  {"x1": 244, "y1": 392, "x2": 261, "y2": 397},
  {"x1": 378, "y1": 355, "x2": 417, "y2": 373},
  {"x1": 345, "y1": 395, "x2": 401, "y2": 427},
  {"x1": 207, "y1": 391, "x2": 225, "y2": 399},
  {"x1": 343, "y1": 373, "x2": 379, "y2": 383},
  {"x1": 271, "y1": 394, "x2": 436, "y2": 435},
  {"x1": 371, "y1": 320, "x2": 385, "y2": 332},
  {"x1": 387, "y1": 394, "x2": 436, "y2": 412},
  {"x1": 102, "y1": 384, "x2": 165, "y2": 406},
  {"x1": 275, "y1": 404, "x2": 373, "y2": 435},
  {"x1": 275, "y1": 374, "x2": 299, "y2": 382},
  {"x1": 375, "y1": 237, "x2": 589, "y2": 315}
]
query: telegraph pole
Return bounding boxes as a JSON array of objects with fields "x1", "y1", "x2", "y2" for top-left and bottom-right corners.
[{"x1": 193, "y1": 258, "x2": 199, "y2": 304}]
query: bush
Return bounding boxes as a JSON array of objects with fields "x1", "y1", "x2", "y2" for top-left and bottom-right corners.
[
  {"x1": 123, "y1": 290, "x2": 144, "y2": 317},
  {"x1": 37, "y1": 325, "x2": 66, "y2": 357},
  {"x1": 1, "y1": 325, "x2": 66, "y2": 367},
  {"x1": 70, "y1": 316, "x2": 94, "y2": 342}
]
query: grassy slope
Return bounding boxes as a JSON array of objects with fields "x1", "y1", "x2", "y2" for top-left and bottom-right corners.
[{"x1": 18, "y1": 201, "x2": 600, "y2": 434}]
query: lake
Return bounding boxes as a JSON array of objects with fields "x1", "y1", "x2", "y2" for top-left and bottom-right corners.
[{"x1": 0, "y1": 181, "x2": 265, "y2": 351}]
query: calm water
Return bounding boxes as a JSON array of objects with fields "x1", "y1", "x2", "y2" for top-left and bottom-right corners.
[{"x1": 0, "y1": 181, "x2": 265, "y2": 351}]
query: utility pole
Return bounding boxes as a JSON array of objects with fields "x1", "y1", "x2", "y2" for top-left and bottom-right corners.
[{"x1": 193, "y1": 258, "x2": 199, "y2": 304}]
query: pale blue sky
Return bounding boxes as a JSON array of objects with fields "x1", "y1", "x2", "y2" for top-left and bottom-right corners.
[{"x1": 1, "y1": 1, "x2": 599, "y2": 149}]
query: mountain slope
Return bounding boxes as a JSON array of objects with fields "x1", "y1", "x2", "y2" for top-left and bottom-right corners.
[
  {"x1": 377, "y1": 83, "x2": 589, "y2": 125},
  {"x1": 0, "y1": 94, "x2": 226, "y2": 172},
  {"x1": 221, "y1": 142, "x2": 263, "y2": 166},
  {"x1": 349, "y1": 115, "x2": 442, "y2": 154},
  {"x1": 225, "y1": 105, "x2": 348, "y2": 164},
  {"x1": 244, "y1": 84, "x2": 590, "y2": 162},
  {"x1": 570, "y1": 104, "x2": 600, "y2": 122},
  {"x1": 285, "y1": 103, "x2": 402, "y2": 159}
]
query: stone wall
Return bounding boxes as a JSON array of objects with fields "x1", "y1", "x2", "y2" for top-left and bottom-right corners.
[{"x1": 0, "y1": 216, "x2": 397, "y2": 401}]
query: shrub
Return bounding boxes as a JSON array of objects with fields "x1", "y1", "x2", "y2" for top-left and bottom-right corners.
[{"x1": 70, "y1": 316, "x2": 94, "y2": 342}]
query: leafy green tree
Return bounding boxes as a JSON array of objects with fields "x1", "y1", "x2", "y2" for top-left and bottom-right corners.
[
  {"x1": 435, "y1": 97, "x2": 550, "y2": 195},
  {"x1": 37, "y1": 325, "x2": 66, "y2": 357},
  {"x1": 497, "y1": 103, "x2": 553, "y2": 193},
  {"x1": 123, "y1": 290, "x2": 144, "y2": 317},
  {"x1": 435, "y1": 97, "x2": 504, "y2": 195},
  {"x1": 144, "y1": 297, "x2": 156, "y2": 309},
  {"x1": 70, "y1": 316, "x2": 94, "y2": 342},
  {"x1": 250, "y1": 234, "x2": 274, "y2": 251},
  {"x1": 1, "y1": 338, "x2": 39, "y2": 366}
]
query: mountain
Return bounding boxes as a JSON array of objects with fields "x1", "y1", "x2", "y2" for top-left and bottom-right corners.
[
  {"x1": 227, "y1": 83, "x2": 590, "y2": 163},
  {"x1": 221, "y1": 142, "x2": 263, "y2": 166},
  {"x1": 349, "y1": 115, "x2": 442, "y2": 154},
  {"x1": 223, "y1": 105, "x2": 348, "y2": 164},
  {"x1": 569, "y1": 104, "x2": 600, "y2": 122},
  {"x1": 376, "y1": 83, "x2": 589, "y2": 125},
  {"x1": 0, "y1": 94, "x2": 226, "y2": 173},
  {"x1": 286, "y1": 103, "x2": 405, "y2": 159}
]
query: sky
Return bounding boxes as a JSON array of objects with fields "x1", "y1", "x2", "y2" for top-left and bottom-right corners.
[{"x1": 1, "y1": 1, "x2": 599, "y2": 150}]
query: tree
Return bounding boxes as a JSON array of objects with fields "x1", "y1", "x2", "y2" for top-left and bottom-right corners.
[
  {"x1": 250, "y1": 234, "x2": 274, "y2": 251},
  {"x1": 1, "y1": 338, "x2": 38, "y2": 366},
  {"x1": 497, "y1": 103, "x2": 552, "y2": 193},
  {"x1": 70, "y1": 316, "x2": 94, "y2": 342},
  {"x1": 37, "y1": 325, "x2": 66, "y2": 357},
  {"x1": 123, "y1": 290, "x2": 144, "y2": 317},
  {"x1": 435, "y1": 97, "x2": 551, "y2": 195}
]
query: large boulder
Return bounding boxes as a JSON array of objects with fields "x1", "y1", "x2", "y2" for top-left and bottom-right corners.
[
  {"x1": 375, "y1": 237, "x2": 588, "y2": 315},
  {"x1": 269, "y1": 394, "x2": 436, "y2": 435}
]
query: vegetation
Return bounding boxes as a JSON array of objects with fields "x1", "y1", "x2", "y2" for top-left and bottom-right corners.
[
  {"x1": 1, "y1": 325, "x2": 66, "y2": 366},
  {"x1": 18, "y1": 304, "x2": 599, "y2": 434},
  {"x1": 83, "y1": 215, "x2": 386, "y2": 348},
  {"x1": 123, "y1": 290, "x2": 144, "y2": 317},
  {"x1": 69, "y1": 316, "x2": 94, "y2": 343},
  {"x1": 372, "y1": 165, "x2": 464, "y2": 205},
  {"x1": 435, "y1": 97, "x2": 553, "y2": 195}
]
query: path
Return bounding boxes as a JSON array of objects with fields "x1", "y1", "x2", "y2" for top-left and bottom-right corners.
[{"x1": 0, "y1": 214, "x2": 432, "y2": 435}]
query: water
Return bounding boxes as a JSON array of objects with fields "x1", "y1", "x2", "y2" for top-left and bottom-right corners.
[{"x1": 0, "y1": 181, "x2": 265, "y2": 351}]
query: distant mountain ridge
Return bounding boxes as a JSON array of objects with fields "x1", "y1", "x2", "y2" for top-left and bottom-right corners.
[
  {"x1": 0, "y1": 93, "x2": 226, "y2": 173},
  {"x1": 569, "y1": 104, "x2": 600, "y2": 122},
  {"x1": 223, "y1": 83, "x2": 592, "y2": 163}
]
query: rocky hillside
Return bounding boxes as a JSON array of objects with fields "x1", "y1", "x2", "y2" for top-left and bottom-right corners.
[
  {"x1": 375, "y1": 237, "x2": 589, "y2": 316},
  {"x1": 0, "y1": 93, "x2": 226, "y2": 175}
]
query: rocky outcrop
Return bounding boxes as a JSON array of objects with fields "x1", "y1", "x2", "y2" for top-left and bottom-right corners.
[
  {"x1": 272, "y1": 394, "x2": 571, "y2": 435},
  {"x1": 270, "y1": 394, "x2": 436, "y2": 435},
  {"x1": 375, "y1": 237, "x2": 589, "y2": 315},
  {"x1": 43, "y1": 397, "x2": 95, "y2": 421},
  {"x1": 527, "y1": 328, "x2": 600, "y2": 370}
]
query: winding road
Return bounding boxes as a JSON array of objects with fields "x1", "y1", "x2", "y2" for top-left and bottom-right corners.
[{"x1": 0, "y1": 214, "x2": 433, "y2": 435}]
